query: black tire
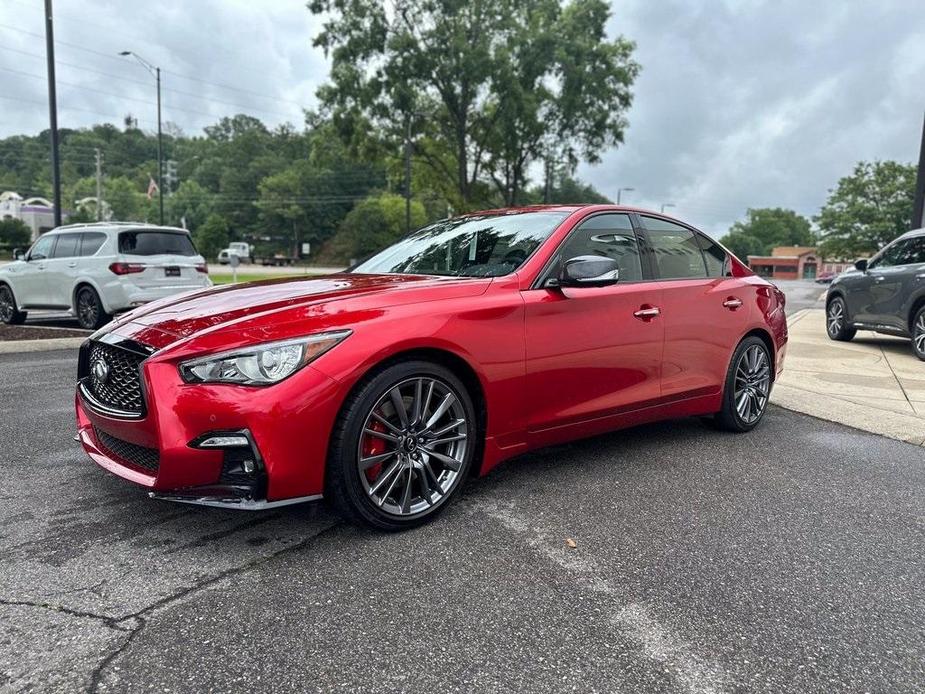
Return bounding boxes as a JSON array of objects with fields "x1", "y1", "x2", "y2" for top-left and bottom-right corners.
[
  {"x1": 912, "y1": 305, "x2": 925, "y2": 362},
  {"x1": 714, "y1": 336, "x2": 773, "y2": 433},
  {"x1": 0, "y1": 284, "x2": 27, "y2": 325},
  {"x1": 75, "y1": 286, "x2": 110, "y2": 331},
  {"x1": 826, "y1": 296, "x2": 856, "y2": 342},
  {"x1": 326, "y1": 360, "x2": 478, "y2": 531}
]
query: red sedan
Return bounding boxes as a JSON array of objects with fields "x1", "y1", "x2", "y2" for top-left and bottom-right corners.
[{"x1": 76, "y1": 206, "x2": 787, "y2": 530}]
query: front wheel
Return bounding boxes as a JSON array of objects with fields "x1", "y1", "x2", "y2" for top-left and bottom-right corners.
[
  {"x1": 912, "y1": 306, "x2": 925, "y2": 362},
  {"x1": 0, "y1": 284, "x2": 27, "y2": 325},
  {"x1": 326, "y1": 360, "x2": 478, "y2": 531},
  {"x1": 714, "y1": 336, "x2": 773, "y2": 432},
  {"x1": 75, "y1": 286, "x2": 110, "y2": 331},
  {"x1": 826, "y1": 297, "x2": 856, "y2": 341}
]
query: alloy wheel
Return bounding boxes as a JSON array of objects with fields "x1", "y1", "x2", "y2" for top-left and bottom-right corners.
[
  {"x1": 0, "y1": 287, "x2": 13, "y2": 323},
  {"x1": 77, "y1": 289, "x2": 98, "y2": 329},
  {"x1": 915, "y1": 313, "x2": 925, "y2": 355},
  {"x1": 827, "y1": 300, "x2": 844, "y2": 337},
  {"x1": 357, "y1": 376, "x2": 470, "y2": 517},
  {"x1": 734, "y1": 344, "x2": 771, "y2": 425}
]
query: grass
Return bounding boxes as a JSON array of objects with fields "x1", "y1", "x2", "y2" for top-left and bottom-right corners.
[{"x1": 209, "y1": 273, "x2": 293, "y2": 285}]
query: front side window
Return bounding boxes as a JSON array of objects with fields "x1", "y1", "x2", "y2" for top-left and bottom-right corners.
[
  {"x1": 28, "y1": 234, "x2": 55, "y2": 260},
  {"x1": 872, "y1": 237, "x2": 925, "y2": 268},
  {"x1": 641, "y1": 217, "x2": 708, "y2": 279},
  {"x1": 555, "y1": 213, "x2": 643, "y2": 282},
  {"x1": 51, "y1": 234, "x2": 80, "y2": 258},
  {"x1": 119, "y1": 230, "x2": 197, "y2": 257},
  {"x1": 352, "y1": 211, "x2": 569, "y2": 278}
]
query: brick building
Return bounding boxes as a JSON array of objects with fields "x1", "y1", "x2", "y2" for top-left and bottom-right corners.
[{"x1": 747, "y1": 246, "x2": 856, "y2": 280}]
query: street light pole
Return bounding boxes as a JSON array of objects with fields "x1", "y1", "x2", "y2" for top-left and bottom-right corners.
[
  {"x1": 617, "y1": 187, "x2": 635, "y2": 205},
  {"x1": 660, "y1": 203, "x2": 675, "y2": 214},
  {"x1": 120, "y1": 51, "x2": 163, "y2": 225},
  {"x1": 43, "y1": 0, "x2": 62, "y2": 228},
  {"x1": 404, "y1": 115, "x2": 412, "y2": 234}
]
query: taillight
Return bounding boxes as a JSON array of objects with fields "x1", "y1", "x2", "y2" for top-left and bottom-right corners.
[
  {"x1": 109, "y1": 262, "x2": 146, "y2": 275},
  {"x1": 195, "y1": 263, "x2": 209, "y2": 274}
]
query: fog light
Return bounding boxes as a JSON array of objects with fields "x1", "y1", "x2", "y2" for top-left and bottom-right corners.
[
  {"x1": 243, "y1": 459, "x2": 255, "y2": 474},
  {"x1": 198, "y1": 435, "x2": 250, "y2": 448}
]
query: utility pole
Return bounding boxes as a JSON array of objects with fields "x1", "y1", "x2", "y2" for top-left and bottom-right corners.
[
  {"x1": 94, "y1": 148, "x2": 103, "y2": 221},
  {"x1": 543, "y1": 158, "x2": 552, "y2": 203},
  {"x1": 404, "y1": 115, "x2": 412, "y2": 234},
  {"x1": 913, "y1": 112, "x2": 925, "y2": 230},
  {"x1": 43, "y1": 0, "x2": 62, "y2": 227}
]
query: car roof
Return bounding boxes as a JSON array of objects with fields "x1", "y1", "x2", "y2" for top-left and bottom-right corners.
[
  {"x1": 49, "y1": 222, "x2": 190, "y2": 234},
  {"x1": 897, "y1": 227, "x2": 925, "y2": 241}
]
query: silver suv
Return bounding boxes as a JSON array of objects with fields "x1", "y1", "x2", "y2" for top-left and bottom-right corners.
[
  {"x1": 825, "y1": 227, "x2": 925, "y2": 360},
  {"x1": 0, "y1": 222, "x2": 212, "y2": 330}
]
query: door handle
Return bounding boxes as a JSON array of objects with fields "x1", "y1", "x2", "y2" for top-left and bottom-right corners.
[
  {"x1": 722, "y1": 297, "x2": 743, "y2": 310},
  {"x1": 874, "y1": 275, "x2": 885, "y2": 282},
  {"x1": 67, "y1": 262, "x2": 77, "y2": 268},
  {"x1": 633, "y1": 306, "x2": 661, "y2": 320}
]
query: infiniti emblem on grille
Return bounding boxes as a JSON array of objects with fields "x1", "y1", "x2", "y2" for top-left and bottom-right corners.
[{"x1": 92, "y1": 359, "x2": 110, "y2": 384}]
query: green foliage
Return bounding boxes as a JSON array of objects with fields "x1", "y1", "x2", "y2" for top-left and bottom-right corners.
[
  {"x1": 816, "y1": 161, "x2": 917, "y2": 258},
  {"x1": 523, "y1": 174, "x2": 612, "y2": 205},
  {"x1": 324, "y1": 193, "x2": 427, "y2": 263},
  {"x1": 308, "y1": 0, "x2": 638, "y2": 206},
  {"x1": 0, "y1": 217, "x2": 31, "y2": 249},
  {"x1": 195, "y1": 213, "x2": 230, "y2": 260},
  {"x1": 720, "y1": 208, "x2": 815, "y2": 261}
]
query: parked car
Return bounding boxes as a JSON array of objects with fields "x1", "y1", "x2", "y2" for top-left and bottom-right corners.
[
  {"x1": 217, "y1": 242, "x2": 252, "y2": 265},
  {"x1": 75, "y1": 206, "x2": 788, "y2": 530},
  {"x1": 0, "y1": 222, "x2": 212, "y2": 330},
  {"x1": 815, "y1": 271, "x2": 836, "y2": 284},
  {"x1": 825, "y1": 227, "x2": 925, "y2": 360}
]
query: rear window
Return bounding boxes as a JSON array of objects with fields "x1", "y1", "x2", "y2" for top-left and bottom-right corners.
[{"x1": 119, "y1": 230, "x2": 197, "y2": 257}]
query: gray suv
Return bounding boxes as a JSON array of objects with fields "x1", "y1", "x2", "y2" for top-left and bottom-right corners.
[{"x1": 825, "y1": 228, "x2": 925, "y2": 360}]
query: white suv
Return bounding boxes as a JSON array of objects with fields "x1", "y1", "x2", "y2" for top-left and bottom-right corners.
[{"x1": 0, "y1": 222, "x2": 213, "y2": 330}]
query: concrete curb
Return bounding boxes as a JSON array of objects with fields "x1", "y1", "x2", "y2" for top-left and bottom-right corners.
[{"x1": 0, "y1": 337, "x2": 86, "y2": 354}]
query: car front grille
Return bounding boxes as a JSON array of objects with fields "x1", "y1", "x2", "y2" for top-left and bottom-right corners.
[
  {"x1": 94, "y1": 427, "x2": 160, "y2": 473},
  {"x1": 84, "y1": 342, "x2": 147, "y2": 415}
]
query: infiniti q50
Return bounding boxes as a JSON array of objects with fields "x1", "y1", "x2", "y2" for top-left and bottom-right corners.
[{"x1": 75, "y1": 206, "x2": 787, "y2": 530}]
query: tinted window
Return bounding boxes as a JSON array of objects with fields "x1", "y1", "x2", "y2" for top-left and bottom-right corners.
[
  {"x1": 696, "y1": 234, "x2": 729, "y2": 277},
  {"x1": 119, "y1": 230, "x2": 197, "y2": 257},
  {"x1": 352, "y1": 211, "x2": 568, "y2": 277},
  {"x1": 79, "y1": 232, "x2": 107, "y2": 256},
  {"x1": 873, "y1": 237, "x2": 925, "y2": 268},
  {"x1": 29, "y1": 234, "x2": 55, "y2": 260},
  {"x1": 51, "y1": 234, "x2": 80, "y2": 258},
  {"x1": 641, "y1": 217, "x2": 708, "y2": 279},
  {"x1": 557, "y1": 214, "x2": 643, "y2": 282}
]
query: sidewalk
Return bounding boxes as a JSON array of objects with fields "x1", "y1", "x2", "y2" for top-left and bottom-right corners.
[{"x1": 771, "y1": 308, "x2": 925, "y2": 445}]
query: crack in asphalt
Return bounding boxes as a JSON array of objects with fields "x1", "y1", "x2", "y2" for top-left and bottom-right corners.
[
  {"x1": 0, "y1": 598, "x2": 133, "y2": 632},
  {"x1": 85, "y1": 520, "x2": 343, "y2": 693}
]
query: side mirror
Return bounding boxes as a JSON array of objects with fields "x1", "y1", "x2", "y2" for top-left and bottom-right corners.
[
  {"x1": 854, "y1": 258, "x2": 868, "y2": 272},
  {"x1": 12, "y1": 248, "x2": 25, "y2": 261},
  {"x1": 559, "y1": 255, "x2": 620, "y2": 288}
]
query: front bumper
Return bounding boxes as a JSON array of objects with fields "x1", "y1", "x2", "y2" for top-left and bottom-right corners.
[{"x1": 75, "y1": 337, "x2": 344, "y2": 507}]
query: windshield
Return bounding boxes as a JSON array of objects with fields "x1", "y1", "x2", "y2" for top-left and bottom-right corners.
[
  {"x1": 351, "y1": 211, "x2": 569, "y2": 277},
  {"x1": 119, "y1": 230, "x2": 197, "y2": 257}
]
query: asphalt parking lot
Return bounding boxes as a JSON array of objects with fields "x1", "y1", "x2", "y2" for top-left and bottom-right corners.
[{"x1": 1, "y1": 348, "x2": 923, "y2": 692}]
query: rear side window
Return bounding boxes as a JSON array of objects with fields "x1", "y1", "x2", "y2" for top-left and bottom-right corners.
[
  {"x1": 79, "y1": 232, "x2": 107, "y2": 256},
  {"x1": 119, "y1": 230, "x2": 196, "y2": 257},
  {"x1": 696, "y1": 234, "x2": 730, "y2": 277},
  {"x1": 558, "y1": 213, "x2": 643, "y2": 282},
  {"x1": 641, "y1": 217, "x2": 707, "y2": 279},
  {"x1": 51, "y1": 234, "x2": 80, "y2": 258}
]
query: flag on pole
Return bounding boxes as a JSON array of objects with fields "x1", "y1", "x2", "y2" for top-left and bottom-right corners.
[{"x1": 146, "y1": 176, "x2": 159, "y2": 200}]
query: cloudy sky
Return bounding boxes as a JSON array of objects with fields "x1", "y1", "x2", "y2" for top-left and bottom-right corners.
[{"x1": 1, "y1": 0, "x2": 923, "y2": 236}]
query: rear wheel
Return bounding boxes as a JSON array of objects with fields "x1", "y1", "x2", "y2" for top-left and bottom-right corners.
[
  {"x1": 715, "y1": 336, "x2": 773, "y2": 432},
  {"x1": 326, "y1": 360, "x2": 477, "y2": 531},
  {"x1": 0, "y1": 284, "x2": 27, "y2": 325},
  {"x1": 75, "y1": 286, "x2": 110, "y2": 330},
  {"x1": 826, "y1": 297, "x2": 856, "y2": 341},
  {"x1": 912, "y1": 306, "x2": 925, "y2": 362}
]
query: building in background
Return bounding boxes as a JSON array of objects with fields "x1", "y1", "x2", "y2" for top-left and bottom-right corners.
[
  {"x1": 0, "y1": 191, "x2": 60, "y2": 240},
  {"x1": 746, "y1": 246, "x2": 857, "y2": 280}
]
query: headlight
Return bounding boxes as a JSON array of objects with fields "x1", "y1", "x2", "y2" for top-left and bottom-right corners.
[{"x1": 179, "y1": 330, "x2": 351, "y2": 385}]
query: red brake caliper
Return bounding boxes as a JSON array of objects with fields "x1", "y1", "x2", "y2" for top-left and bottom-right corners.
[{"x1": 363, "y1": 419, "x2": 388, "y2": 482}]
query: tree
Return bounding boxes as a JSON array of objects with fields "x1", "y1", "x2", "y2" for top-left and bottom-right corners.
[
  {"x1": 324, "y1": 193, "x2": 427, "y2": 263},
  {"x1": 523, "y1": 174, "x2": 611, "y2": 205},
  {"x1": 720, "y1": 208, "x2": 815, "y2": 261},
  {"x1": 816, "y1": 161, "x2": 916, "y2": 258},
  {"x1": 195, "y1": 213, "x2": 230, "y2": 260},
  {"x1": 308, "y1": 0, "x2": 638, "y2": 207},
  {"x1": 0, "y1": 218, "x2": 31, "y2": 249}
]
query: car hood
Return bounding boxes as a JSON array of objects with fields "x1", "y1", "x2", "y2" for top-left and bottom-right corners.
[{"x1": 105, "y1": 272, "x2": 490, "y2": 348}]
